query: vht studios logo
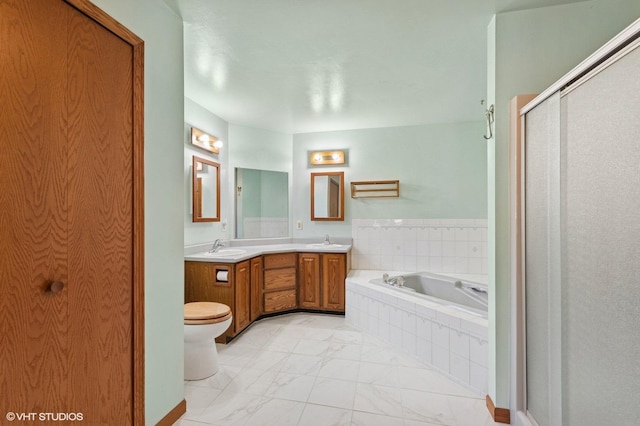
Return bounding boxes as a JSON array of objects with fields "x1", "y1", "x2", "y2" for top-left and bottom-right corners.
[{"x1": 6, "y1": 412, "x2": 84, "y2": 422}]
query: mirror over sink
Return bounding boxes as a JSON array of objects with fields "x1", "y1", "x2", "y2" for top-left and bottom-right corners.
[
  {"x1": 235, "y1": 168, "x2": 289, "y2": 238},
  {"x1": 192, "y1": 156, "x2": 220, "y2": 222},
  {"x1": 311, "y1": 171, "x2": 344, "y2": 221}
]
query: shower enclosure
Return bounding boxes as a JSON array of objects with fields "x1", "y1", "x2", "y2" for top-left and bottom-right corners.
[{"x1": 512, "y1": 19, "x2": 640, "y2": 426}]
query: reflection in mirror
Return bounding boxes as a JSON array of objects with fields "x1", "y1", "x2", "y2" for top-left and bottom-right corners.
[
  {"x1": 192, "y1": 156, "x2": 220, "y2": 222},
  {"x1": 311, "y1": 171, "x2": 344, "y2": 221},
  {"x1": 235, "y1": 168, "x2": 289, "y2": 238}
]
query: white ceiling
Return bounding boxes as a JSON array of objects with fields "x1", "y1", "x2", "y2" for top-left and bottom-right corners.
[{"x1": 165, "y1": 0, "x2": 587, "y2": 134}]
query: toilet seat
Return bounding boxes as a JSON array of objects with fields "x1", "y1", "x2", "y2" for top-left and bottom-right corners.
[{"x1": 184, "y1": 302, "x2": 232, "y2": 325}]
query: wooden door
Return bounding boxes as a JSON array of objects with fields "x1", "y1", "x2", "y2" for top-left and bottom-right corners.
[
  {"x1": 298, "y1": 254, "x2": 321, "y2": 308},
  {"x1": 250, "y1": 257, "x2": 263, "y2": 321},
  {"x1": 234, "y1": 261, "x2": 251, "y2": 333},
  {"x1": 0, "y1": 0, "x2": 144, "y2": 423},
  {"x1": 329, "y1": 178, "x2": 340, "y2": 217},
  {"x1": 322, "y1": 254, "x2": 346, "y2": 311}
]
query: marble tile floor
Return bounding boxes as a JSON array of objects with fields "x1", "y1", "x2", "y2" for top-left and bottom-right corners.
[{"x1": 175, "y1": 312, "x2": 500, "y2": 426}]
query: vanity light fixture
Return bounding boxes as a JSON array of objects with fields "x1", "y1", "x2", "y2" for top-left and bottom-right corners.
[
  {"x1": 309, "y1": 149, "x2": 347, "y2": 166},
  {"x1": 191, "y1": 126, "x2": 222, "y2": 154}
]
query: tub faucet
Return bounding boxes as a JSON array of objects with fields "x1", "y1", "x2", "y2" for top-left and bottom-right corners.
[
  {"x1": 209, "y1": 239, "x2": 224, "y2": 253},
  {"x1": 385, "y1": 275, "x2": 405, "y2": 287},
  {"x1": 324, "y1": 234, "x2": 331, "y2": 245}
]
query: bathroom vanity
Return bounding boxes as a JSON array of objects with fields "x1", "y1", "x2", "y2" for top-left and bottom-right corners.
[{"x1": 184, "y1": 243, "x2": 351, "y2": 342}]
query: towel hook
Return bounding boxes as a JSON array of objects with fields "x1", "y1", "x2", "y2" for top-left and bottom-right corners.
[{"x1": 483, "y1": 104, "x2": 494, "y2": 140}]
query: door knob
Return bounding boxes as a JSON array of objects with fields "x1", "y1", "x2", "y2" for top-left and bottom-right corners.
[{"x1": 46, "y1": 281, "x2": 65, "y2": 294}]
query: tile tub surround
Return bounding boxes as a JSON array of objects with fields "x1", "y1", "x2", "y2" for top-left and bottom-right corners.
[
  {"x1": 346, "y1": 270, "x2": 489, "y2": 396},
  {"x1": 176, "y1": 312, "x2": 499, "y2": 426},
  {"x1": 351, "y1": 219, "x2": 488, "y2": 274}
]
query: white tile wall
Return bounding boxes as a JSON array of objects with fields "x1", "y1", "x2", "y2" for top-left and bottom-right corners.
[
  {"x1": 346, "y1": 279, "x2": 489, "y2": 395},
  {"x1": 351, "y1": 219, "x2": 488, "y2": 274}
]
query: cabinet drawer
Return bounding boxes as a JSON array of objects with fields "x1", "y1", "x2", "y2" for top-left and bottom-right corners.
[
  {"x1": 263, "y1": 252, "x2": 296, "y2": 269},
  {"x1": 264, "y1": 268, "x2": 296, "y2": 290},
  {"x1": 263, "y1": 289, "x2": 297, "y2": 313}
]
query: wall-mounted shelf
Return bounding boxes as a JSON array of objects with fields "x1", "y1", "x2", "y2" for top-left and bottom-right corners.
[{"x1": 350, "y1": 180, "x2": 400, "y2": 198}]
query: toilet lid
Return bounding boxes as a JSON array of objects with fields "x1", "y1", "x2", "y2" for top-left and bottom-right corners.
[{"x1": 184, "y1": 302, "x2": 231, "y2": 320}]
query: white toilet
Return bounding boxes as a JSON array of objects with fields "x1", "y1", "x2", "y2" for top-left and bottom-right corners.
[{"x1": 184, "y1": 302, "x2": 233, "y2": 380}]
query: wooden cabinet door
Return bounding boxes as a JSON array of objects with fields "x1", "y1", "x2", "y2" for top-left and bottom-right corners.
[
  {"x1": 0, "y1": 0, "x2": 143, "y2": 423},
  {"x1": 234, "y1": 260, "x2": 251, "y2": 332},
  {"x1": 299, "y1": 253, "x2": 321, "y2": 308},
  {"x1": 250, "y1": 257, "x2": 263, "y2": 321},
  {"x1": 322, "y1": 254, "x2": 346, "y2": 310}
]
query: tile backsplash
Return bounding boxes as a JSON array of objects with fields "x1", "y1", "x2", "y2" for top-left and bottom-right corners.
[
  {"x1": 351, "y1": 219, "x2": 487, "y2": 274},
  {"x1": 242, "y1": 217, "x2": 288, "y2": 239}
]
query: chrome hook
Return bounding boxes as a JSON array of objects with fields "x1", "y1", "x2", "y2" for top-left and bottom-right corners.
[{"x1": 483, "y1": 104, "x2": 494, "y2": 140}]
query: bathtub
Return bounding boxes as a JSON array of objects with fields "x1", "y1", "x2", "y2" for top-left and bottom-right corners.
[
  {"x1": 346, "y1": 270, "x2": 489, "y2": 395},
  {"x1": 369, "y1": 272, "x2": 488, "y2": 318}
]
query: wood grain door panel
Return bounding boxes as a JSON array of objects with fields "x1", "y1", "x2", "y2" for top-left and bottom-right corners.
[
  {"x1": 250, "y1": 257, "x2": 263, "y2": 321},
  {"x1": 298, "y1": 254, "x2": 320, "y2": 308},
  {"x1": 67, "y1": 5, "x2": 134, "y2": 420},
  {"x1": 234, "y1": 261, "x2": 251, "y2": 332},
  {"x1": 0, "y1": 0, "x2": 71, "y2": 412},
  {"x1": 0, "y1": 0, "x2": 142, "y2": 422},
  {"x1": 322, "y1": 254, "x2": 346, "y2": 310}
]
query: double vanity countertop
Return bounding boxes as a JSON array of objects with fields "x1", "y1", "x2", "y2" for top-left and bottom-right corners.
[{"x1": 184, "y1": 237, "x2": 352, "y2": 263}]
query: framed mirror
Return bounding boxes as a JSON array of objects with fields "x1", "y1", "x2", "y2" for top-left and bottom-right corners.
[
  {"x1": 192, "y1": 156, "x2": 220, "y2": 222},
  {"x1": 311, "y1": 171, "x2": 344, "y2": 221},
  {"x1": 235, "y1": 168, "x2": 289, "y2": 238}
]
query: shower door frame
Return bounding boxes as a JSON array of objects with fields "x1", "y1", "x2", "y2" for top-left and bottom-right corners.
[{"x1": 510, "y1": 17, "x2": 640, "y2": 426}]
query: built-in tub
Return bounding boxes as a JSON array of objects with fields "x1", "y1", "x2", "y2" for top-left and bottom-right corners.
[
  {"x1": 346, "y1": 270, "x2": 489, "y2": 395},
  {"x1": 369, "y1": 272, "x2": 488, "y2": 318}
]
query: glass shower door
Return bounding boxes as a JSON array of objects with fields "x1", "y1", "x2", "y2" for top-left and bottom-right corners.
[
  {"x1": 524, "y1": 92, "x2": 562, "y2": 426},
  {"x1": 523, "y1": 39, "x2": 640, "y2": 426}
]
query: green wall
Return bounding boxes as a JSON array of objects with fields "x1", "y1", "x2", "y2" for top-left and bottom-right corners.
[
  {"x1": 90, "y1": 0, "x2": 185, "y2": 424},
  {"x1": 260, "y1": 170, "x2": 289, "y2": 218},
  {"x1": 292, "y1": 121, "x2": 487, "y2": 238},
  {"x1": 183, "y1": 107, "x2": 294, "y2": 244},
  {"x1": 241, "y1": 168, "x2": 262, "y2": 217},
  {"x1": 488, "y1": 0, "x2": 640, "y2": 409},
  {"x1": 184, "y1": 98, "x2": 228, "y2": 246},
  {"x1": 238, "y1": 168, "x2": 288, "y2": 218},
  {"x1": 227, "y1": 124, "x2": 293, "y2": 239}
]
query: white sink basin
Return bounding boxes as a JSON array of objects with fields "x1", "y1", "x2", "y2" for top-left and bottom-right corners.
[
  {"x1": 305, "y1": 243, "x2": 344, "y2": 249},
  {"x1": 202, "y1": 248, "x2": 247, "y2": 257}
]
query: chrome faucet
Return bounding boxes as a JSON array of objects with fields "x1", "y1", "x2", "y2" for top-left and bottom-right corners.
[
  {"x1": 324, "y1": 234, "x2": 331, "y2": 245},
  {"x1": 209, "y1": 239, "x2": 224, "y2": 253},
  {"x1": 382, "y1": 273, "x2": 405, "y2": 287}
]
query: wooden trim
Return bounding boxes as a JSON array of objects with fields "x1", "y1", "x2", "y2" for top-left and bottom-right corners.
[
  {"x1": 509, "y1": 94, "x2": 537, "y2": 419},
  {"x1": 192, "y1": 156, "x2": 221, "y2": 222},
  {"x1": 309, "y1": 150, "x2": 346, "y2": 165},
  {"x1": 486, "y1": 394, "x2": 511, "y2": 424},
  {"x1": 64, "y1": 0, "x2": 144, "y2": 44},
  {"x1": 132, "y1": 39, "x2": 146, "y2": 426},
  {"x1": 191, "y1": 126, "x2": 220, "y2": 154},
  {"x1": 350, "y1": 180, "x2": 400, "y2": 198},
  {"x1": 310, "y1": 171, "x2": 345, "y2": 221},
  {"x1": 156, "y1": 399, "x2": 186, "y2": 426},
  {"x1": 64, "y1": 1, "x2": 146, "y2": 424}
]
